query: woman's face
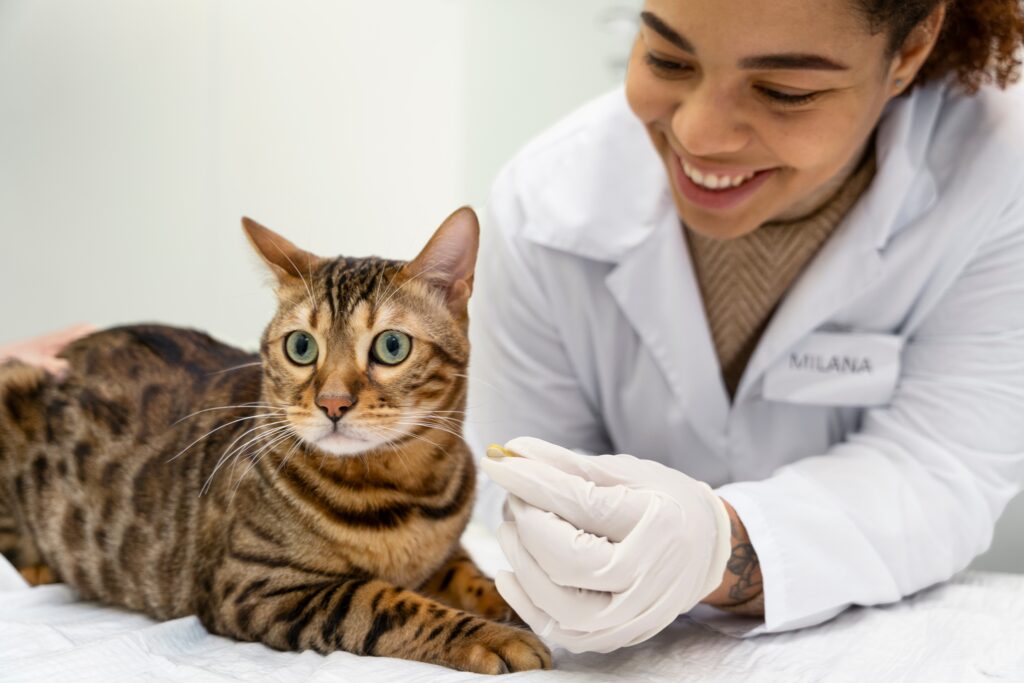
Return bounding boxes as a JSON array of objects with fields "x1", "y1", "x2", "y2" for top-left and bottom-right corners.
[{"x1": 625, "y1": 0, "x2": 908, "y2": 239}]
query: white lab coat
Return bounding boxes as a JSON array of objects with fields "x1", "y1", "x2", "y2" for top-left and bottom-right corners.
[{"x1": 466, "y1": 80, "x2": 1024, "y2": 635}]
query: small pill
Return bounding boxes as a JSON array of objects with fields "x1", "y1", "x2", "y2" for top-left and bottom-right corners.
[{"x1": 486, "y1": 444, "x2": 524, "y2": 459}]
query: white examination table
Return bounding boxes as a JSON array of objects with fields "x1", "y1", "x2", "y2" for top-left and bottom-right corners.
[{"x1": 2, "y1": 523, "x2": 1022, "y2": 682}]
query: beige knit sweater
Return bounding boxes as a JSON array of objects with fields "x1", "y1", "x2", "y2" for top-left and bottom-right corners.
[{"x1": 685, "y1": 150, "x2": 878, "y2": 399}]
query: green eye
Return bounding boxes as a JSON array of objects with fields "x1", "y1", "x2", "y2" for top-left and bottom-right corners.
[
  {"x1": 285, "y1": 331, "x2": 318, "y2": 365},
  {"x1": 372, "y1": 330, "x2": 412, "y2": 365}
]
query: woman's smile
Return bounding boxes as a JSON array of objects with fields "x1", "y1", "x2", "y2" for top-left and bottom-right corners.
[{"x1": 670, "y1": 149, "x2": 779, "y2": 212}]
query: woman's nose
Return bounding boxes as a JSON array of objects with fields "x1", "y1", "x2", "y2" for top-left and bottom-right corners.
[{"x1": 670, "y1": 85, "x2": 749, "y2": 158}]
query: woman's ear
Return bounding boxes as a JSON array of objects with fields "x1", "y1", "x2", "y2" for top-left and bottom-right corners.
[
  {"x1": 887, "y1": 3, "x2": 947, "y2": 96},
  {"x1": 402, "y1": 206, "x2": 480, "y2": 315},
  {"x1": 241, "y1": 217, "x2": 321, "y2": 288}
]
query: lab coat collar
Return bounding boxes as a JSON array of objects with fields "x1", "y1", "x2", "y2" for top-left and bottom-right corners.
[{"x1": 513, "y1": 89, "x2": 671, "y2": 263}]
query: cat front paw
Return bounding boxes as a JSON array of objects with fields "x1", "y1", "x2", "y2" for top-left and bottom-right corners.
[
  {"x1": 445, "y1": 620, "x2": 552, "y2": 674},
  {"x1": 463, "y1": 577, "x2": 517, "y2": 622}
]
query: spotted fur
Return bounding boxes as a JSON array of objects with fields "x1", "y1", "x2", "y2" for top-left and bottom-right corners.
[{"x1": 0, "y1": 208, "x2": 550, "y2": 674}]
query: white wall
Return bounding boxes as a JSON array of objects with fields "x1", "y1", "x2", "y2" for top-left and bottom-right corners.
[
  {"x1": 0, "y1": 0, "x2": 638, "y2": 349},
  {"x1": 0, "y1": 0, "x2": 1019, "y2": 573},
  {"x1": 0, "y1": 0, "x2": 471, "y2": 349}
]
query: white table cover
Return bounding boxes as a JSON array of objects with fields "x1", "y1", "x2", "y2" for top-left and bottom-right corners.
[{"x1": 2, "y1": 524, "x2": 1021, "y2": 682}]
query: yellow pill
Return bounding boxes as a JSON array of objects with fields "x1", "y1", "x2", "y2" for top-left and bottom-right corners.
[{"x1": 486, "y1": 444, "x2": 524, "y2": 459}]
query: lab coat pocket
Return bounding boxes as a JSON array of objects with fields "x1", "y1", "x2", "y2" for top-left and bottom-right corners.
[{"x1": 763, "y1": 332, "x2": 904, "y2": 407}]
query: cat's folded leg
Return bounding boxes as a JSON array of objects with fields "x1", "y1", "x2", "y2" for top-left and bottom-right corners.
[
  {"x1": 199, "y1": 568, "x2": 551, "y2": 674},
  {"x1": 419, "y1": 544, "x2": 517, "y2": 622},
  {"x1": 19, "y1": 564, "x2": 57, "y2": 585}
]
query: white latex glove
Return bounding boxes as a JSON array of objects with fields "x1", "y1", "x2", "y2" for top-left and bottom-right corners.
[{"x1": 480, "y1": 436, "x2": 731, "y2": 653}]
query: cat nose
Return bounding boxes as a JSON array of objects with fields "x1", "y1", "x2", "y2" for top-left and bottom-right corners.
[{"x1": 316, "y1": 394, "x2": 356, "y2": 422}]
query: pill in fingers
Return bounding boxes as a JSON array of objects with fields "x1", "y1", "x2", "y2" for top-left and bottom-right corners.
[{"x1": 486, "y1": 444, "x2": 525, "y2": 460}]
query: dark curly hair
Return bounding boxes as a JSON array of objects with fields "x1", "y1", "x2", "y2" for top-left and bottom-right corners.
[{"x1": 857, "y1": 0, "x2": 1024, "y2": 92}]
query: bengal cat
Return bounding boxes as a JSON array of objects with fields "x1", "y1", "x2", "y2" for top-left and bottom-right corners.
[{"x1": 0, "y1": 208, "x2": 551, "y2": 674}]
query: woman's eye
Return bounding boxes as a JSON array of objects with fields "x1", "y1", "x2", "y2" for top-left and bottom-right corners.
[
  {"x1": 371, "y1": 330, "x2": 412, "y2": 366},
  {"x1": 285, "y1": 330, "x2": 318, "y2": 366},
  {"x1": 756, "y1": 86, "x2": 821, "y2": 107},
  {"x1": 644, "y1": 52, "x2": 692, "y2": 77}
]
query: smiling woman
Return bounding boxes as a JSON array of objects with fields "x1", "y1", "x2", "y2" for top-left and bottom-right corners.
[
  {"x1": 468, "y1": 0, "x2": 1024, "y2": 654},
  {"x1": 626, "y1": 0, "x2": 942, "y2": 238}
]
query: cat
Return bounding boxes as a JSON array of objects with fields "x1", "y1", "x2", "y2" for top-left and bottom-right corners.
[{"x1": 0, "y1": 207, "x2": 551, "y2": 674}]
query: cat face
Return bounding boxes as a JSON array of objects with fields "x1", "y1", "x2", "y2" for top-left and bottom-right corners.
[{"x1": 243, "y1": 208, "x2": 478, "y2": 456}]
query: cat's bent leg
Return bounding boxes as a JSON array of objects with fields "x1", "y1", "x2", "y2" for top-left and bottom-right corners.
[
  {"x1": 419, "y1": 545, "x2": 515, "y2": 622},
  {"x1": 199, "y1": 569, "x2": 551, "y2": 674}
]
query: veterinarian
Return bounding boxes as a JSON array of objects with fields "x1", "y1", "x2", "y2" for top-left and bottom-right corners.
[{"x1": 466, "y1": 0, "x2": 1024, "y2": 653}]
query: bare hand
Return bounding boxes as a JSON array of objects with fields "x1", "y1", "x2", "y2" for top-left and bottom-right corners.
[{"x1": 0, "y1": 323, "x2": 97, "y2": 377}]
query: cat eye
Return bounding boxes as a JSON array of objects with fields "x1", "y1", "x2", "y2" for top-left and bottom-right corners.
[
  {"x1": 371, "y1": 330, "x2": 412, "y2": 365},
  {"x1": 285, "y1": 330, "x2": 318, "y2": 366}
]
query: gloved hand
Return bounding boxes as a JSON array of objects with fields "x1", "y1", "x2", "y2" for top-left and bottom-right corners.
[{"x1": 480, "y1": 436, "x2": 731, "y2": 653}]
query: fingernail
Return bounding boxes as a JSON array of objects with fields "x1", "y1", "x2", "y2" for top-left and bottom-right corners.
[{"x1": 486, "y1": 444, "x2": 523, "y2": 460}]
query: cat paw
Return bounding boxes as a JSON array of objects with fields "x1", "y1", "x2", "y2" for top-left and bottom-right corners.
[
  {"x1": 464, "y1": 577, "x2": 516, "y2": 622},
  {"x1": 446, "y1": 620, "x2": 552, "y2": 675},
  {"x1": 19, "y1": 564, "x2": 57, "y2": 586}
]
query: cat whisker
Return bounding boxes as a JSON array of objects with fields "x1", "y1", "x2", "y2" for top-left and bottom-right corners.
[
  {"x1": 218, "y1": 418, "x2": 292, "y2": 462},
  {"x1": 228, "y1": 426, "x2": 296, "y2": 491},
  {"x1": 396, "y1": 418, "x2": 463, "y2": 434},
  {"x1": 393, "y1": 420, "x2": 465, "y2": 441},
  {"x1": 361, "y1": 425, "x2": 419, "y2": 479},
  {"x1": 202, "y1": 419, "x2": 292, "y2": 493},
  {"x1": 371, "y1": 270, "x2": 389, "y2": 312},
  {"x1": 167, "y1": 412, "x2": 290, "y2": 462},
  {"x1": 229, "y1": 424, "x2": 294, "y2": 470},
  {"x1": 375, "y1": 265, "x2": 446, "y2": 313},
  {"x1": 172, "y1": 403, "x2": 287, "y2": 425},
  {"x1": 231, "y1": 432, "x2": 299, "y2": 501},
  {"x1": 199, "y1": 423, "x2": 290, "y2": 493},
  {"x1": 206, "y1": 361, "x2": 263, "y2": 376},
  {"x1": 369, "y1": 423, "x2": 444, "y2": 452},
  {"x1": 278, "y1": 435, "x2": 305, "y2": 477},
  {"x1": 270, "y1": 241, "x2": 319, "y2": 314},
  {"x1": 397, "y1": 411, "x2": 464, "y2": 425},
  {"x1": 271, "y1": 433, "x2": 305, "y2": 479},
  {"x1": 451, "y1": 372, "x2": 501, "y2": 393}
]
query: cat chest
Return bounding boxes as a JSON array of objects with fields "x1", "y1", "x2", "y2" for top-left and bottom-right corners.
[{"x1": 307, "y1": 508, "x2": 470, "y2": 587}]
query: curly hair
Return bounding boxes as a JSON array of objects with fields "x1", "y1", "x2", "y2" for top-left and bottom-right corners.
[{"x1": 857, "y1": 0, "x2": 1024, "y2": 92}]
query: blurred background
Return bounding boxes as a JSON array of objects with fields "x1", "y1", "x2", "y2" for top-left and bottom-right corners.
[
  {"x1": 0, "y1": 0, "x2": 639, "y2": 347},
  {"x1": 0, "y1": 0, "x2": 1019, "y2": 572}
]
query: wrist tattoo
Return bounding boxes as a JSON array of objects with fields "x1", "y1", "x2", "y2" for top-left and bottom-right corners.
[{"x1": 722, "y1": 514, "x2": 764, "y2": 615}]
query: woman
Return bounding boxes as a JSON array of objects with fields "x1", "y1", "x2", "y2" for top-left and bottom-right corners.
[
  {"x1": 8, "y1": 0, "x2": 1024, "y2": 656},
  {"x1": 465, "y1": 0, "x2": 1024, "y2": 653}
]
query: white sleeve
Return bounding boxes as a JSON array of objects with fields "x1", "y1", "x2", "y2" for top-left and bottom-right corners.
[
  {"x1": 466, "y1": 169, "x2": 611, "y2": 530},
  {"x1": 717, "y1": 204, "x2": 1024, "y2": 633}
]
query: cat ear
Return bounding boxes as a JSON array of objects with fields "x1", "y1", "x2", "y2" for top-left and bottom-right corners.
[
  {"x1": 403, "y1": 206, "x2": 480, "y2": 315},
  {"x1": 241, "y1": 217, "x2": 320, "y2": 287}
]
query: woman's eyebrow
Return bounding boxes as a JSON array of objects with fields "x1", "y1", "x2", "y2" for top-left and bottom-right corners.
[
  {"x1": 739, "y1": 54, "x2": 849, "y2": 71},
  {"x1": 640, "y1": 11, "x2": 695, "y2": 53},
  {"x1": 639, "y1": 10, "x2": 848, "y2": 71}
]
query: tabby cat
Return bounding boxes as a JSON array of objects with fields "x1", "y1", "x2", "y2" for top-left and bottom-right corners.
[{"x1": 0, "y1": 208, "x2": 551, "y2": 674}]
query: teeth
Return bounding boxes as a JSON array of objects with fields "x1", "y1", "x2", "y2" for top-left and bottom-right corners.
[{"x1": 682, "y1": 161, "x2": 755, "y2": 191}]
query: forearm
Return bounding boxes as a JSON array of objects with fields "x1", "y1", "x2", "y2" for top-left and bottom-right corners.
[{"x1": 701, "y1": 499, "x2": 764, "y2": 615}]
